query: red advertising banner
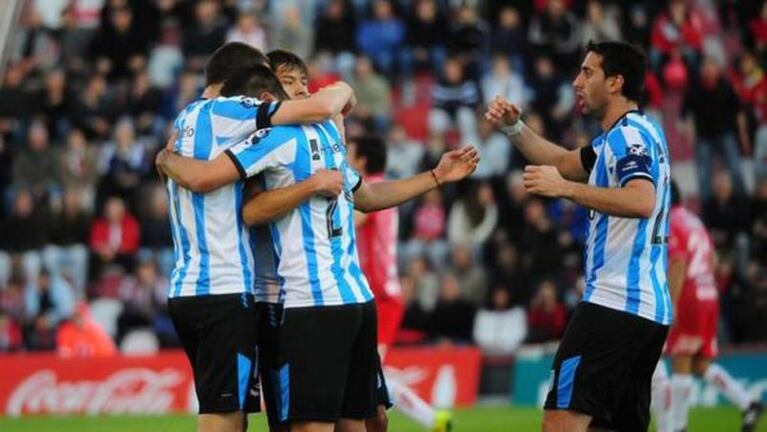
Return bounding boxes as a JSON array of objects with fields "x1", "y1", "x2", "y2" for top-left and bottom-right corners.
[
  {"x1": 0, "y1": 346, "x2": 482, "y2": 416},
  {"x1": 0, "y1": 352, "x2": 196, "y2": 417},
  {"x1": 384, "y1": 346, "x2": 482, "y2": 408}
]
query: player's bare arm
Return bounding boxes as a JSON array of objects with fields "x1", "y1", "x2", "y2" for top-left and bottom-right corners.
[
  {"x1": 354, "y1": 146, "x2": 479, "y2": 213},
  {"x1": 272, "y1": 81, "x2": 355, "y2": 125},
  {"x1": 485, "y1": 96, "x2": 589, "y2": 182},
  {"x1": 667, "y1": 257, "x2": 686, "y2": 311},
  {"x1": 522, "y1": 165, "x2": 656, "y2": 218},
  {"x1": 242, "y1": 169, "x2": 344, "y2": 226},
  {"x1": 156, "y1": 148, "x2": 343, "y2": 206}
]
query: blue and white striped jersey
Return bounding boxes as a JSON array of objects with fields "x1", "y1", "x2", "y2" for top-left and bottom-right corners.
[
  {"x1": 167, "y1": 96, "x2": 282, "y2": 299},
  {"x1": 225, "y1": 120, "x2": 374, "y2": 308},
  {"x1": 581, "y1": 111, "x2": 673, "y2": 325}
]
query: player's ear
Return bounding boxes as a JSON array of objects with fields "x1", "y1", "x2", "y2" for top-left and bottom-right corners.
[{"x1": 259, "y1": 91, "x2": 276, "y2": 102}]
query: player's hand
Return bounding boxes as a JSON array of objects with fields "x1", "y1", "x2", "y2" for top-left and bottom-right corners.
[
  {"x1": 485, "y1": 95, "x2": 522, "y2": 128},
  {"x1": 433, "y1": 146, "x2": 480, "y2": 184},
  {"x1": 523, "y1": 165, "x2": 571, "y2": 198},
  {"x1": 341, "y1": 89, "x2": 357, "y2": 117},
  {"x1": 311, "y1": 169, "x2": 344, "y2": 198}
]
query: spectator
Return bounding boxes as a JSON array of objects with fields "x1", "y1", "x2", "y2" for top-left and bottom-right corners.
[
  {"x1": 398, "y1": 275, "x2": 430, "y2": 344},
  {"x1": 356, "y1": 0, "x2": 405, "y2": 78},
  {"x1": 56, "y1": 128, "x2": 99, "y2": 205},
  {"x1": 270, "y1": 6, "x2": 312, "y2": 60},
  {"x1": 88, "y1": 6, "x2": 150, "y2": 80},
  {"x1": 447, "y1": 181, "x2": 498, "y2": 247},
  {"x1": 429, "y1": 57, "x2": 481, "y2": 139},
  {"x1": 0, "y1": 309, "x2": 23, "y2": 352},
  {"x1": 447, "y1": 5, "x2": 488, "y2": 81},
  {"x1": 490, "y1": 242, "x2": 530, "y2": 306},
  {"x1": 703, "y1": 172, "x2": 751, "y2": 265},
  {"x1": 520, "y1": 198, "x2": 563, "y2": 282},
  {"x1": 70, "y1": 74, "x2": 116, "y2": 140},
  {"x1": 750, "y1": 1, "x2": 767, "y2": 56},
  {"x1": 385, "y1": 125, "x2": 425, "y2": 180},
  {"x1": 406, "y1": 256, "x2": 440, "y2": 313},
  {"x1": 581, "y1": 0, "x2": 621, "y2": 44},
  {"x1": 472, "y1": 286, "x2": 527, "y2": 355},
  {"x1": 11, "y1": 9, "x2": 59, "y2": 70},
  {"x1": 59, "y1": 5, "x2": 96, "y2": 70},
  {"x1": 528, "y1": 0, "x2": 581, "y2": 70},
  {"x1": 89, "y1": 196, "x2": 140, "y2": 277},
  {"x1": 526, "y1": 279, "x2": 566, "y2": 343},
  {"x1": 38, "y1": 69, "x2": 71, "y2": 140},
  {"x1": 56, "y1": 302, "x2": 117, "y2": 357},
  {"x1": 138, "y1": 185, "x2": 174, "y2": 277},
  {"x1": 430, "y1": 272, "x2": 476, "y2": 343},
  {"x1": 489, "y1": 6, "x2": 527, "y2": 70},
  {"x1": 683, "y1": 57, "x2": 749, "y2": 200},
  {"x1": 469, "y1": 117, "x2": 512, "y2": 180},
  {"x1": 0, "y1": 276, "x2": 26, "y2": 322},
  {"x1": 24, "y1": 269, "x2": 76, "y2": 351},
  {"x1": 126, "y1": 69, "x2": 164, "y2": 138},
  {"x1": 481, "y1": 55, "x2": 530, "y2": 111},
  {"x1": 182, "y1": 0, "x2": 228, "y2": 70},
  {"x1": 403, "y1": 188, "x2": 449, "y2": 269},
  {"x1": 731, "y1": 52, "x2": 767, "y2": 180},
  {"x1": 350, "y1": 56, "x2": 391, "y2": 132},
  {"x1": 147, "y1": 22, "x2": 184, "y2": 90},
  {"x1": 115, "y1": 259, "x2": 170, "y2": 343},
  {"x1": 0, "y1": 190, "x2": 46, "y2": 286},
  {"x1": 43, "y1": 190, "x2": 91, "y2": 296},
  {"x1": 12, "y1": 122, "x2": 59, "y2": 200},
  {"x1": 226, "y1": 9, "x2": 267, "y2": 51},
  {"x1": 528, "y1": 55, "x2": 575, "y2": 142},
  {"x1": 498, "y1": 171, "x2": 528, "y2": 243},
  {"x1": 313, "y1": 0, "x2": 356, "y2": 78},
  {"x1": 400, "y1": 0, "x2": 448, "y2": 78},
  {"x1": 98, "y1": 118, "x2": 150, "y2": 207},
  {"x1": 449, "y1": 244, "x2": 488, "y2": 305},
  {"x1": 650, "y1": 0, "x2": 703, "y2": 69},
  {"x1": 752, "y1": 178, "x2": 767, "y2": 262}
]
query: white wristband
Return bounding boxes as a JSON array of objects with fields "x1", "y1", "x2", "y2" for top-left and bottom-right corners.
[{"x1": 501, "y1": 120, "x2": 525, "y2": 136}]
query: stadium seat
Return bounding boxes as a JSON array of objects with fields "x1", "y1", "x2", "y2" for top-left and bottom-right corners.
[
  {"x1": 88, "y1": 298, "x2": 123, "y2": 338},
  {"x1": 120, "y1": 328, "x2": 160, "y2": 356}
]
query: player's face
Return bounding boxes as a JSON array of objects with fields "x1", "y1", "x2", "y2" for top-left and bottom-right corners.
[
  {"x1": 276, "y1": 66, "x2": 309, "y2": 100},
  {"x1": 572, "y1": 52, "x2": 611, "y2": 118}
]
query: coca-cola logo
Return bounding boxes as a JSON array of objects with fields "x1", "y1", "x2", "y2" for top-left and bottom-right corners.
[{"x1": 6, "y1": 369, "x2": 184, "y2": 417}]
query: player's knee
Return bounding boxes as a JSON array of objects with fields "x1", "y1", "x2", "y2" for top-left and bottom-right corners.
[
  {"x1": 542, "y1": 409, "x2": 590, "y2": 432},
  {"x1": 368, "y1": 408, "x2": 388, "y2": 432}
]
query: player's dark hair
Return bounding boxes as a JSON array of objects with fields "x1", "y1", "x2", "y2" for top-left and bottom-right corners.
[
  {"x1": 205, "y1": 42, "x2": 269, "y2": 86},
  {"x1": 670, "y1": 178, "x2": 681, "y2": 206},
  {"x1": 268, "y1": 49, "x2": 309, "y2": 76},
  {"x1": 586, "y1": 40, "x2": 646, "y2": 103},
  {"x1": 221, "y1": 64, "x2": 290, "y2": 100},
  {"x1": 349, "y1": 135, "x2": 387, "y2": 174}
]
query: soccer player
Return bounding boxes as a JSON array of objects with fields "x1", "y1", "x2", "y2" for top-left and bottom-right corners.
[
  {"x1": 486, "y1": 40, "x2": 672, "y2": 432},
  {"x1": 348, "y1": 135, "x2": 453, "y2": 432},
  {"x1": 162, "y1": 43, "x2": 354, "y2": 432},
  {"x1": 654, "y1": 180, "x2": 763, "y2": 432},
  {"x1": 157, "y1": 65, "x2": 479, "y2": 432}
]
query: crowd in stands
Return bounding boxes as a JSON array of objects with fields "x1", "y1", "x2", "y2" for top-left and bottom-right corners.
[{"x1": 2, "y1": 0, "x2": 767, "y2": 356}]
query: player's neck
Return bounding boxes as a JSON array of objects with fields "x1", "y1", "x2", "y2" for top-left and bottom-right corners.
[
  {"x1": 201, "y1": 84, "x2": 223, "y2": 99},
  {"x1": 600, "y1": 98, "x2": 639, "y2": 130}
]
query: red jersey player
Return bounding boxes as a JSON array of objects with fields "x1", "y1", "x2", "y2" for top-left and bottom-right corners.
[
  {"x1": 348, "y1": 135, "x2": 453, "y2": 432},
  {"x1": 660, "y1": 180, "x2": 762, "y2": 432}
]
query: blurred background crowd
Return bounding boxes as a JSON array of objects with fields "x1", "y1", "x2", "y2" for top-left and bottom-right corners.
[{"x1": 1, "y1": 0, "x2": 767, "y2": 358}]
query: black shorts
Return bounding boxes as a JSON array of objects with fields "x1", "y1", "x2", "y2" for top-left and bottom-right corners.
[
  {"x1": 375, "y1": 353, "x2": 393, "y2": 410},
  {"x1": 544, "y1": 302, "x2": 669, "y2": 432},
  {"x1": 258, "y1": 302, "x2": 285, "y2": 426},
  {"x1": 168, "y1": 293, "x2": 261, "y2": 414},
  {"x1": 265, "y1": 301, "x2": 379, "y2": 424}
]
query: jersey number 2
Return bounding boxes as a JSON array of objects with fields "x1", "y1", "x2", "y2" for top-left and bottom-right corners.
[{"x1": 326, "y1": 200, "x2": 342, "y2": 238}]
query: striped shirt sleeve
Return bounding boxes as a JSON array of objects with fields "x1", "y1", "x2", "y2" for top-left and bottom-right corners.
[
  {"x1": 224, "y1": 126, "x2": 298, "y2": 180},
  {"x1": 607, "y1": 126, "x2": 655, "y2": 187}
]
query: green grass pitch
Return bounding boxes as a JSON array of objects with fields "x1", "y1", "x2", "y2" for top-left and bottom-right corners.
[{"x1": 0, "y1": 406, "x2": 764, "y2": 432}]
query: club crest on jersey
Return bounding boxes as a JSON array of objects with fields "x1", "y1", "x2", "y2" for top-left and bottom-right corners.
[
  {"x1": 240, "y1": 97, "x2": 259, "y2": 109},
  {"x1": 627, "y1": 142, "x2": 648, "y2": 157},
  {"x1": 248, "y1": 128, "x2": 271, "y2": 145}
]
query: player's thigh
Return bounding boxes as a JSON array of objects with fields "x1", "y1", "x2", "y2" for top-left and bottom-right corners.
[
  {"x1": 544, "y1": 303, "x2": 658, "y2": 424},
  {"x1": 278, "y1": 304, "x2": 363, "y2": 422},
  {"x1": 541, "y1": 409, "x2": 591, "y2": 432},
  {"x1": 198, "y1": 412, "x2": 244, "y2": 432},
  {"x1": 341, "y1": 301, "x2": 379, "y2": 420},
  {"x1": 608, "y1": 323, "x2": 669, "y2": 432},
  {"x1": 671, "y1": 355, "x2": 694, "y2": 374}
]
